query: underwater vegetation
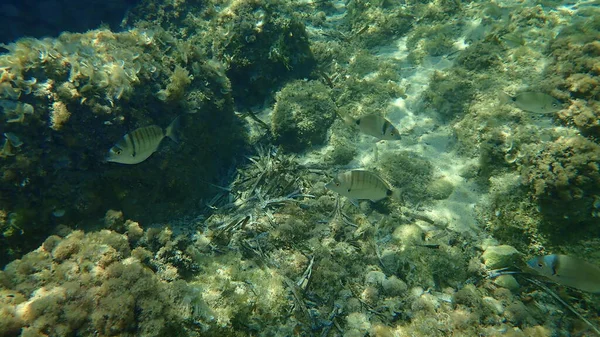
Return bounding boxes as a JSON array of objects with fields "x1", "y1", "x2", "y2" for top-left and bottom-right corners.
[
  {"x1": 0, "y1": 215, "x2": 294, "y2": 337},
  {"x1": 2, "y1": 0, "x2": 600, "y2": 336},
  {"x1": 127, "y1": 0, "x2": 316, "y2": 106},
  {"x1": 520, "y1": 135, "x2": 600, "y2": 236},
  {"x1": 0, "y1": 25, "x2": 246, "y2": 265},
  {"x1": 271, "y1": 80, "x2": 336, "y2": 152},
  {"x1": 546, "y1": 9, "x2": 600, "y2": 138}
]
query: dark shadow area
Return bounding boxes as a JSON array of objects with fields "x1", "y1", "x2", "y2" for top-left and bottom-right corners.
[{"x1": 0, "y1": 0, "x2": 139, "y2": 44}]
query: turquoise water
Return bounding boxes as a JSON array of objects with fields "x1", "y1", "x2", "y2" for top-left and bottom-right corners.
[{"x1": 1, "y1": 0, "x2": 599, "y2": 336}]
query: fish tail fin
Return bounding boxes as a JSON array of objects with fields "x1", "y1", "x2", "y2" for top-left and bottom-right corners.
[
  {"x1": 165, "y1": 115, "x2": 182, "y2": 143},
  {"x1": 388, "y1": 187, "x2": 404, "y2": 203},
  {"x1": 499, "y1": 92, "x2": 515, "y2": 105},
  {"x1": 335, "y1": 109, "x2": 356, "y2": 126}
]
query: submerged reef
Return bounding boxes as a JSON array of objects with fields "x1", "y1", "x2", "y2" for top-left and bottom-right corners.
[
  {"x1": 447, "y1": 2, "x2": 600, "y2": 261},
  {"x1": 0, "y1": 27, "x2": 245, "y2": 266},
  {"x1": 0, "y1": 221, "x2": 293, "y2": 337},
  {"x1": 3, "y1": 0, "x2": 600, "y2": 336},
  {"x1": 127, "y1": 0, "x2": 316, "y2": 106}
]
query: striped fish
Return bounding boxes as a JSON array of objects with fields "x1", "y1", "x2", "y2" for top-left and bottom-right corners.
[
  {"x1": 326, "y1": 169, "x2": 393, "y2": 202},
  {"x1": 106, "y1": 117, "x2": 179, "y2": 164},
  {"x1": 355, "y1": 114, "x2": 401, "y2": 141}
]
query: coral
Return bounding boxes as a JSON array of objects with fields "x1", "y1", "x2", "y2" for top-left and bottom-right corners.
[{"x1": 271, "y1": 80, "x2": 336, "y2": 152}]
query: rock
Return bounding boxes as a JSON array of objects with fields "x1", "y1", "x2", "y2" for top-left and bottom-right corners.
[{"x1": 482, "y1": 245, "x2": 520, "y2": 269}]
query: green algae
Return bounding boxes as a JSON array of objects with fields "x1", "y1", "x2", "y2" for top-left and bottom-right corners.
[
  {"x1": 1, "y1": 0, "x2": 600, "y2": 336},
  {"x1": 271, "y1": 80, "x2": 336, "y2": 152}
]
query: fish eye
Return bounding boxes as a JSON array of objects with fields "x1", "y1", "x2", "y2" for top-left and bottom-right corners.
[
  {"x1": 537, "y1": 263, "x2": 543, "y2": 267},
  {"x1": 335, "y1": 183, "x2": 340, "y2": 187},
  {"x1": 347, "y1": 188, "x2": 351, "y2": 192},
  {"x1": 115, "y1": 149, "x2": 122, "y2": 155}
]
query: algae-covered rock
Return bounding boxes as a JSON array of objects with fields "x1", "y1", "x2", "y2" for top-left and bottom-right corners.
[
  {"x1": 271, "y1": 80, "x2": 336, "y2": 152},
  {"x1": 482, "y1": 245, "x2": 521, "y2": 269},
  {"x1": 422, "y1": 69, "x2": 475, "y2": 121},
  {"x1": 0, "y1": 229, "x2": 185, "y2": 337},
  {"x1": 207, "y1": 0, "x2": 315, "y2": 105},
  {"x1": 546, "y1": 17, "x2": 600, "y2": 138},
  {"x1": 0, "y1": 224, "x2": 296, "y2": 336},
  {"x1": 343, "y1": 1, "x2": 413, "y2": 48},
  {"x1": 520, "y1": 135, "x2": 600, "y2": 235},
  {"x1": 0, "y1": 28, "x2": 245, "y2": 266},
  {"x1": 325, "y1": 133, "x2": 357, "y2": 165},
  {"x1": 493, "y1": 274, "x2": 520, "y2": 291},
  {"x1": 426, "y1": 177, "x2": 455, "y2": 200},
  {"x1": 381, "y1": 275, "x2": 408, "y2": 297},
  {"x1": 380, "y1": 150, "x2": 434, "y2": 204}
]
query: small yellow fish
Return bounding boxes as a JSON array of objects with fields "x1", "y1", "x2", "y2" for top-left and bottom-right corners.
[
  {"x1": 326, "y1": 169, "x2": 393, "y2": 202},
  {"x1": 527, "y1": 254, "x2": 600, "y2": 293},
  {"x1": 500, "y1": 92, "x2": 563, "y2": 114},
  {"x1": 106, "y1": 117, "x2": 180, "y2": 164}
]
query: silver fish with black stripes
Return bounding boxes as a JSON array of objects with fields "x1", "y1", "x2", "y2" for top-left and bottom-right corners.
[
  {"x1": 326, "y1": 169, "x2": 395, "y2": 202},
  {"x1": 105, "y1": 116, "x2": 180, "y2": 164},
  {"x1": 355, "y1": 114, "x2": 402, "y2": 141}
]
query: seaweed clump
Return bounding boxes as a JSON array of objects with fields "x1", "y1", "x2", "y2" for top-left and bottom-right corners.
[
  {"x1": 379, "y1": 150, "x2": 434, "y2": 204},
  {"x1": 208, "y1": 0, "x2": 315, "y2": 105},
  {"x1": 0, "y1": 227, "x2": 187, "y2": 337},
  {"x1": 545, "y1": 11, "x2": 600, "y2": 138},
  {"x1": 0, "y1": 218, "x2": 295, "y2": 337},
  {"x1": 271, "y1": 80, "x2": 336, "y2": 152},
  {"x1": 520, "y1": 135, "x2": 600, "y2": 237}
]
